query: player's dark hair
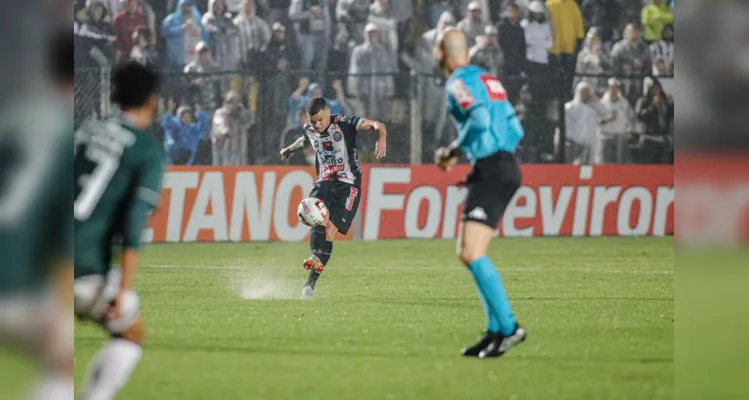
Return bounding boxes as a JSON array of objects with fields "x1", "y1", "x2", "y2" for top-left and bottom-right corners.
[
  {"x1": 110, "y1": 61, "x2": 161, "y2": 110},
  {"x1": 305, "y1": 97, "x2": 328, "y2": 116}
]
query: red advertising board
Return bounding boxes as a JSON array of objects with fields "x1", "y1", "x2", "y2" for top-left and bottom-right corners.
[{"x1": 144, "y1": 164, "x2": 674, "y2": 243}]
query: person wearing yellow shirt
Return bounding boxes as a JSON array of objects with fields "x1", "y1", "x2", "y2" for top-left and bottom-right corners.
[
  {"x1": 641, "y1": 0, "x2": 675, "y2": 43},
  {"x1": 546, "y1": 0, "x2": 585, "y2": 100}
]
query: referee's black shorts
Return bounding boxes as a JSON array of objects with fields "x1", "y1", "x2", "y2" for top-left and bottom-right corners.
[
  {"x1": 309, "y1": 180, "x2": 361, "y2": 235},
  {"x1": 462, "y1": 151, "x2": 522, "y2": 229}
]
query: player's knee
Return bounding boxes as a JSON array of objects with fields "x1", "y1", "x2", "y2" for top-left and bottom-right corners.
[{"x1": 458, "y1": 246, "x2": 483, "y2": 266}]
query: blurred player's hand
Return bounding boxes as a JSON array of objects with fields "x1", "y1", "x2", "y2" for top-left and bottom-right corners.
[
  {"x1": 435, "y1": 147, "x2": 458, "y2": 171},
  {"x1": 107, "y1": 291, "x2": 126, "y2": 320},
  {"x1": 280, "y1": 147, "x2": 292, "y2": 160}
]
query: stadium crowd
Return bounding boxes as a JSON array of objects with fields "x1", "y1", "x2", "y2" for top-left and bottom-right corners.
[{"x1": 73, "y1": 0, "x2": 674, "y2": 165}]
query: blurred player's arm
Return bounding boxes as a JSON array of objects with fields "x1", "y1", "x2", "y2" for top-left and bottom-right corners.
[
  {"x1": 281, "y1": 135, "x2": 309, "y2": 159},
  {"x1": 356, "y1": 118, "x2": 388, "y2": 159},
  {"x1": 111, "y1": 150, "x2": 163, "y2": 318}
]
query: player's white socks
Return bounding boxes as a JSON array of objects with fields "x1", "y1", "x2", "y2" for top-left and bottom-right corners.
[
  {"x1": 31, "y1": 374, "x2": 74, "y2": 400},
  {"x1": 79, "y1": 339, "x2": 143, "y2": 400}
]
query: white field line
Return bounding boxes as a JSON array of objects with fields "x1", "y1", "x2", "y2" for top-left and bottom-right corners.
[{"x1": 145, "y1": 264, "x2": 673, "y2": 275}]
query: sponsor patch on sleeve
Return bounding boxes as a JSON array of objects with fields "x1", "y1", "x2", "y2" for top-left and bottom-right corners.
[{"x1": 448, "y1": 79, "x2": 475, "y2": 109}]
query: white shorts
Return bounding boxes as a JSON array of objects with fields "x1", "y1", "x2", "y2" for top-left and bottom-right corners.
[{"x1": 74, "y1": 269, "x2": 140, "y2": 334}]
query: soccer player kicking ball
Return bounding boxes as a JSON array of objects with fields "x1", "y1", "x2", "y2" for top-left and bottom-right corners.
[
  {"x1": 281, "y1": 97, "x2": 387, "y2": 300},
  {"x1": 434, "y1": 29, "x2": 527, "y2": 358},
  {"x1": 74, "y1": 62, "x2": 164, "y2": 399}
]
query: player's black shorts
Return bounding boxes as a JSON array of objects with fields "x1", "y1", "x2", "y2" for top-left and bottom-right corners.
[
  {"x1": 309, "y1": 180, "x2": 361, "y2": 235},
  {"x1": 462, "y1": 151, "x2": 522, "y2": 229}
]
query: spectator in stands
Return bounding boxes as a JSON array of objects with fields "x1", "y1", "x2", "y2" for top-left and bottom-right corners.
[
  {"x1": 161, "y1": 0, "x2": 209, "y2": 71},
  {"x1": 348, "y1": 23, "x2": 396, "y2": 120},
  {"x1": 599, "y1": 78, "x2": 637, "y2": 163},
  {"x1": 263, "y1": 22, "x2": 299, "y2": 139},
  {"x1": 522, "y1": 1, "x2": 553, "y2": 103},
  {"x1": 129, "y1": 26, "x2": 159, "y2": 66},
  {"x1": 581, "y1": 0, "x2": 622, "y2": 49},
  {"x1": 288, "y1": 77, "x2": 344, "y2": 125},
  {"x1": 79, "y1": 1, "x2": 118, "y2": 63},
  {"x1": 267, "y1": 22, "x2": 300, "y2": 74},
  {"x1": 368, "y1": 0, "x2": 399, "y2": 60},
  {"x1": 163, "y1": 102, "x2": 211, "y2": 165},
  {"x1": 280, "y1": 106, "x2": 310, "y2": 164},
  {"x1": 112, "y1": 0, "x2": 146, "y2": 59},
  {"x1": 417, "y1": 11, "x2": 456, "y2": 71},
  {"x1": 497, "y1": 3, "x2": 526, "y2": 99},
  {"x1": 469, "y1": 25, "x2": 503, "y2": 78},
  {"x1": 547, "y1": 0, "x2": 585, "y2": 100},
  {"x1": 235, "y1": 0, "x2": 271, "y2": 72},
  {"x1": 634, "y1": 77, "x2": 673, "y2": 163},
  {"x1": 261, "y1": 1, "x2": 292, "y2": 25},
  {"x1": 87, "y1": 0, "x2": 120, "y2": 17},
  {"x1": 652, "y1": 55, "x2": 673, "y2": 96},
  {"x1": 289, "y1": 0, "x2": 332, "y2": 84},
  {"x1": 184, "y1": 42, "x2": 221, "y2": 111},
  {"x1": 575, "y1": 27, "x2": 612, "y2": 95},
  {"x1": 649, "y1": 23, "x2": 673, "y2": 74},
  {"x1": 416, "y1": 10, "x2": 456, "y2": 161},
  {"x1": 428, "y1": 0, "x2": 457, "y2": 29},
  {"x1": 458, "y1": 1, "x2": 489, "y2": 46},
  {"x1": 611, "y1": 24, "x2": 651, "y2": 103},
  {"x1": 211, "y1": 91, "x2": 252, "y2": 165},
  {"x1": 563, "y1": 81, "x2": 613, "y2": 164},
  {"x1": 336, "y1": 0, "x2": 370, "y2": 46},
  {"x1": 641, "y1": 0, "x2": 674, "y2": 43},
  {"x1": 202, "y1": 0, "x2": 241, "y2": 71}
]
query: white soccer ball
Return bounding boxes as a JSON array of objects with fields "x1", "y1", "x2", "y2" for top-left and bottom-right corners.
[{"x1": 297, "y1": 198, "x2": 329, "y2": 227}]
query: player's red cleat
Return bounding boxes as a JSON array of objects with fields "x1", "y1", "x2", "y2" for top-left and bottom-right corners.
[{"x1": 303, "y1": 256, "x2": 325, "y2": 273}]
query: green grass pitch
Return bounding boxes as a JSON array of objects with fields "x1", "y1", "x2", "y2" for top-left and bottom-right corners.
[{"x1": 74, "y1": 237, "x2": 674, "y2": 400}]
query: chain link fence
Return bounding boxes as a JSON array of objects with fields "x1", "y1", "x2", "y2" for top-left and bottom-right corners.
[{"x1": 74, "y1": 67, "x2": 673, "y2": 165}]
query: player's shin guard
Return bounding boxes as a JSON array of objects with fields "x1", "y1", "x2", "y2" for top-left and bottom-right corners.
[
  {"x1": 468, "y1": 256, "x2": 516, "y2": 336},
  {"x1": 307, "y1": 226, "x2": 333, "y2": 289}
]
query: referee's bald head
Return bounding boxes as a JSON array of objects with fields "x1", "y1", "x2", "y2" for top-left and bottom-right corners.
[{"x1": 435, "y1": 28, "x2": 470, "y2": 76}]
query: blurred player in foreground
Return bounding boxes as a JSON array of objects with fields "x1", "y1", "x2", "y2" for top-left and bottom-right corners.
[
  {"x1": 74, "y1": 62, "x2": 164, "y2": 399},
  {"x1": 281, "y1": 97, "x2": 387, "y2": 299},
  {"x1": 0, "y1": 32, "x2": 74, "y2": 399},
  {"x1": 434, "y1": 29, "x2": 526, "y2": 358}
]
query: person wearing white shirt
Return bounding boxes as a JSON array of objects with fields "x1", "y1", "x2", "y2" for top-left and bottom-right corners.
[
  {"x1": 599, "y1": 78, "x2": 637, "y2": 163},
  {"x1": 563, "y1": 82, "x2": 614, "y2": 164},
  {"x1": 521, "y1": 1, "x2": 553, "y2": 102}
]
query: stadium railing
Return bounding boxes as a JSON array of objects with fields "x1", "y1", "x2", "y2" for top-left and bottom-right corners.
[{"x1": 73, "y1": 67, "x2": 673, "y2": 165}]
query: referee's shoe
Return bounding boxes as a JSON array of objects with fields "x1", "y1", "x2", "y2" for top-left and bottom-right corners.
[
  {"x1": 478, "y1": 325, "x2": 527, "y2": 359},
  {"x1": 462, "y1": 325, "x2": 527, "y2": 358}
]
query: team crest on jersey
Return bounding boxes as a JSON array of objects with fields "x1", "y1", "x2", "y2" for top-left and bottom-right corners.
[
  {"x1": 448, "y1": 79, "x2": 474, "y2": 109},
  {"x1": 333, "y1": 132, "x2": 343, "y2": 141}
]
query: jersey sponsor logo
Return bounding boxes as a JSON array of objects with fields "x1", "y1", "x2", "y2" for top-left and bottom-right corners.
[
  {"x1": 479, "y1": 75, "x2": 508, "y2": 102},
  {"x1": 448, "y1": 79, "x2": 474, "y2": 109},
  {"x1": 346, "y1": 187, "x2": 359, "y2": 211}
]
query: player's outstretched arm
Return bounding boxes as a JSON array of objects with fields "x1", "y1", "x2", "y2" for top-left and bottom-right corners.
[
  {"x1": 357, "y1": 118, "x2": 387, "y2": 159},
  {"x1": 281, "y1": 136, "x2": 308, "y2": 160}
]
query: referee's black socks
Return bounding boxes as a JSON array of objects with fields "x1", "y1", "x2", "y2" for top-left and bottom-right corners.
[{"x1": 307, "y1": 226, "x2": 333, "y2": 289}]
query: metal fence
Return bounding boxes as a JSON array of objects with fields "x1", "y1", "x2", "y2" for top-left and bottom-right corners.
[{"x1": 74, "y1": 67, "x2": 673, "y2": 165}]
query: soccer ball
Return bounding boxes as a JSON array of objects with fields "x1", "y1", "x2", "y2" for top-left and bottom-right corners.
[{"x1": 297, "y1": 198, "x2": 329, "y2": 227}]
